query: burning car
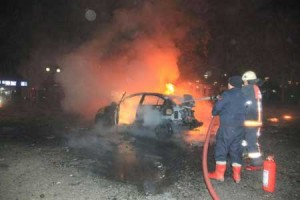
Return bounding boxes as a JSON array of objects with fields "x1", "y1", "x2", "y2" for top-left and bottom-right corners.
[{"x1": 95, "y1": 92, "x2": 203, "y2": 139}]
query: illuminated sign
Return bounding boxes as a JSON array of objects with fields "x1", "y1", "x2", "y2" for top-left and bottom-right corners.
[
  {"x1": 21, "y1": 81, "x2": 28, "y2": 86},
  {"x1": 2, "y1": 80, "x2": 11, "y2": 86},
  {"x1": 0, "y1": 80, "x2": 28, "y2": 87}
]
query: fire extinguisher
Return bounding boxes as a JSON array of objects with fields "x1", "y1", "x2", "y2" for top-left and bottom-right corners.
[{"x1": 263, "y1": 155, "x2": 276, "y2": 192}]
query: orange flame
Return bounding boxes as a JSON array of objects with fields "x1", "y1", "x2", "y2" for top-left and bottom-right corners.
[
  {"x1": 268, "y1": 118, "x2": 279, "y2": 123},
  {"x1": 165, "y1": 83, "x2": 175, "y2": 95},
  {"x1": 283, "y1": 115, "x2": 292, "y2": 120},
  {"x1": 118, "y1": 96, "x2": 141, "y2": 125}
]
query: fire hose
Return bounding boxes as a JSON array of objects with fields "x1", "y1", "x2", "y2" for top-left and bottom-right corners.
[
  {"x1": 179, "y1": 94, "x2": 220, "y2": 199},
  {"x1": 113, "y1": 93, "x2": 221, "y2": 198},
  {"x1": 202, "y1": 116, "x2": 220, "y2": 200}
]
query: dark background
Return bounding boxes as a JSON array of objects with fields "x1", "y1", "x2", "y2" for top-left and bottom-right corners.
[{"x1": 1, "y1": 0, "x2": 299, "y2": 87}]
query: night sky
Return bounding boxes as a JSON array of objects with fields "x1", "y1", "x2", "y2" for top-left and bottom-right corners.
[{"x1": 1, "y1": 0, "x2": 299, "y2": 83}]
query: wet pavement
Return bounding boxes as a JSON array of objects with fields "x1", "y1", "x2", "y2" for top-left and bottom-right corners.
[
  {"x1": 65, "y1": 127, "x2": 204, "y2": 195},
  {"x1": 0, "y1": 117, "x2": 215, "y2": 196},
  {"x1": 1, "y1": 104, "x2": 300, "y2": 199}
]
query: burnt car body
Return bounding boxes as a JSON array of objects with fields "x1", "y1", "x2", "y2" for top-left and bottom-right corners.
[{"x1": 95, "y1": 92, "x2": 203, "y2": 139}]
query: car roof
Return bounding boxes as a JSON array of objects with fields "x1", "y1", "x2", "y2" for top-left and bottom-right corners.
[
  {"x1": 124, "y1": 92, "x2": 178, "y2": 105},
  {"x1": 126, "y1": 92, "x2": 170, "y2": 99}
]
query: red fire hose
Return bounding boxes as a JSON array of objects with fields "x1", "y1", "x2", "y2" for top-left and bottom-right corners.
[{"x1": 202, "y1": 116, "x2": 220, "y2": 200}]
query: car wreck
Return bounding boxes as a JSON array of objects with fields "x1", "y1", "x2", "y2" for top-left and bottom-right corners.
[{"x1": 95, "y1": 92, "x2": 203, "y2": 140}]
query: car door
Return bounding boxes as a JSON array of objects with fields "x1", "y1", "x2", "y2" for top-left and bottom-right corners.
[
  {"x1": 135, "y1": 94, "x2": 165, "y2": 127},
  {"x1": 118, "y1": 94, "x2": 143, "y2": 125}
]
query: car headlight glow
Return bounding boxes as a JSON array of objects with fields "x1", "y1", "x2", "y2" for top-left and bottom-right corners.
[{"x1": 165, "y1": 108, "x2": 173, "y2": 115}]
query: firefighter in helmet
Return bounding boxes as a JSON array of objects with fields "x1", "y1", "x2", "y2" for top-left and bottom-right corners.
[
  {"x1": 208, "y1": 76, "x2": 246, "y2": 183},
  {"x1": 242, "y1": 70, "x2": 263, "y2": 170}
]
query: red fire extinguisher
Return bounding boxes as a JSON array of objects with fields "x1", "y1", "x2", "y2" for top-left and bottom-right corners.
[{"x1": 263, "y1": 155, "x2": 276, "y2": 192}]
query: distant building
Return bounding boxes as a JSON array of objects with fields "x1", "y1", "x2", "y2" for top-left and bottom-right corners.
[{"x1": 0, "y1": 75, "x2": 29, "y2": 106}]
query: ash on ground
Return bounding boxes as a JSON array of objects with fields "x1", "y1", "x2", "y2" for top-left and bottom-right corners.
[{"x1": 0, "y1": 104, "x2": 299, "y2": 200}]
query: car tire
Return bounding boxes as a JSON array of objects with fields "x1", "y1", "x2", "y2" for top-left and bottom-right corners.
[{"x1": 155, "y1": 122, "x2": 173, "y2": 140}]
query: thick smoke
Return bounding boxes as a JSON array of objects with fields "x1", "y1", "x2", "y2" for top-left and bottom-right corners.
[{"x1": 55, "y1": 1, "x2": 193, "y2": 119}]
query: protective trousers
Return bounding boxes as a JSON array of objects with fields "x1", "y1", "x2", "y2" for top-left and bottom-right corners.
[
  {"x1": 215, "y1": 125, "x2": 244, "y2": 165},
  {"x1": 245, "y1": 127, "x2": 263, "y2": 166}
]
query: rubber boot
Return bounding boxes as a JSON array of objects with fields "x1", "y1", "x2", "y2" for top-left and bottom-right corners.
[
  {"x1": 208, "y1": 164, "x2": 226, "y2": 182},
  {"x1": 232, "y1": 165, "x2": 242, "y2": 183},
  {"x1": 245, "y1": 157, "x2": 263, "y2": 171}
]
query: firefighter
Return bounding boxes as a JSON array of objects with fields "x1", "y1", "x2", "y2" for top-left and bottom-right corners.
[
  {"x1": 241, "y1": 70, "x2": 263, "y2": 170},
  {"x1": 208, "y1": 76, "x2": 246, "y2": 183}
]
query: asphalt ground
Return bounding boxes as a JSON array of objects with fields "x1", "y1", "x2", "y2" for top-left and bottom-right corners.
[{"x1": 0, "y1": 103, "x2": 299, "y2": 200}]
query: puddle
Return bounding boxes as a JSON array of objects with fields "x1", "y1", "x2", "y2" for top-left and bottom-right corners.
[{"x1": 75, "y1": 134, "x2": 187, "y2": 195}]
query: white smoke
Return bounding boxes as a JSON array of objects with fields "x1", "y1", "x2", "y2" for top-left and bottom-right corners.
[{"x1": 141, "y1": 106, "x2": 162, "y2": 127}]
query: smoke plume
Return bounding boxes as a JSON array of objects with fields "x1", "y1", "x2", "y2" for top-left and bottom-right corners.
[{"x1": 56, "y1": 0, "x2": 194, "y2": 119}]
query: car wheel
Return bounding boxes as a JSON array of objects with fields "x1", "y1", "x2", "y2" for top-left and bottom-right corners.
[{"x1": 155, "y1": 123, "x2": 173, "y2": 140}]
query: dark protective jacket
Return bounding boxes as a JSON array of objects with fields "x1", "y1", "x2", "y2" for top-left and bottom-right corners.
[
  {"x1": 212, "y1": 87, "x2": 246, "y2": 126},
  {"x1": 242, "y1": 84, "x2": 262, "y2": 121}
]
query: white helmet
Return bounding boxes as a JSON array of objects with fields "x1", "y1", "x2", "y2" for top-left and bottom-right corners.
[{"x1": 242, "y1": 71, "x2": 257, "y2": 81}]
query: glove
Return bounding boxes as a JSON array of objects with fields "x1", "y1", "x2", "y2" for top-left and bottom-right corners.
[{"x1": 210, "y1": 95, "x2": 220, "y2": 101}]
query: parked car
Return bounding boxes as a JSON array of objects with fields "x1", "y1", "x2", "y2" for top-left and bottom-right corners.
[{"x1": 95, "y1": 92, "x2": 203, "y2": 139}]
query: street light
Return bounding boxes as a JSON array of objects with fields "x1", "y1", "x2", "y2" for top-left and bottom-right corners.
[{"x1": 45, "y1": 66, "x2": 61, "y2": 73}]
